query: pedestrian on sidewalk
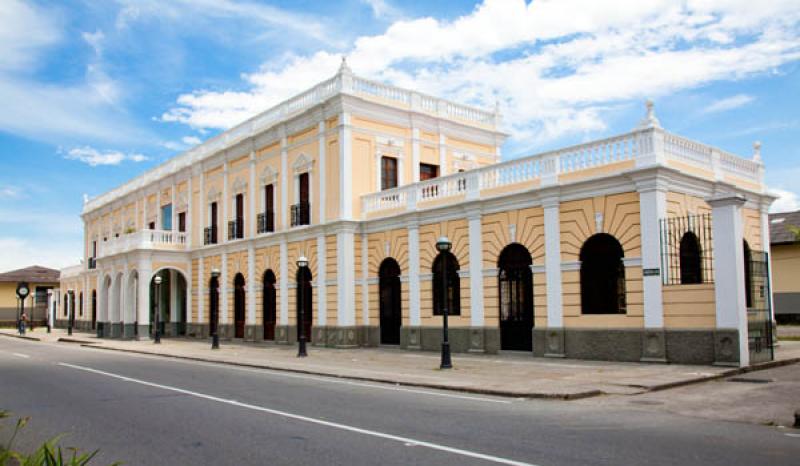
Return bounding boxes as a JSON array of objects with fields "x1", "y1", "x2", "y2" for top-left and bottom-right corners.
[{"x1": 19, "y1": 311, "x2": 28, "y2": 336}]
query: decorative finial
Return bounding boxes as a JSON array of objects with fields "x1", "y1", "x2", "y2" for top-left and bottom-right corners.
[
  {"x1": 83, "y1": 193, "x2": 89, "y2": 204},
  {"x1": 753, "y1": 141, "x2": 762, "y2": 162},
  {"x1": 339, "y1": 55, "x2": 351, "y2": 74},
  {"x1": 636, "y1": 99, "x2": 661, "y2": 130}
]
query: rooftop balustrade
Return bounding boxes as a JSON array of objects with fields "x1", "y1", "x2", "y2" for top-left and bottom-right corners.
[{"x1": 96, "y1": 229, "x2": 187, "y2": 259}]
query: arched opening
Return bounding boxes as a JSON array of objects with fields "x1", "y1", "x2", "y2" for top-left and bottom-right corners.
[
  {"x1": 262, "y1": 270, "x2": 277, "y2": 340},
  {"x1": 91, "y1": 290, "x2": 97, "y2": 330},
  {"x1": 209, "y1": 275, "x2": 220, "y2": 337},
  {"x1": 580, "y1": 233, "x2": 626, "y2": 314},
  {"x1": 679, "y1": 232, "x2": 702, "y2": 284},
  {"x1": 149, "y1": 269, "x2": 188, "y2": 338},
  {"x1": 234, "y1": 273, "x2": 246, "y2": 338},
  {"x1": 378, "y1": 258, "x2": 402, "y2": 345},
  {"x1": 743, "y1": 240, "x2": 753, "y2": 308},
  {"x1": 498, "y1": 243, "x2": 534, "y2": 351},
  {"x1": 295, "y1": 266, "x2": 313, "y2": 342},
  {"x1": 432, "y1": 251, "x2": 461, "y2": 316}
]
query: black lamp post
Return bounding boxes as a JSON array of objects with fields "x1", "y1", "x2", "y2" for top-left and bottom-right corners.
[
  {"x1": 153, "y1": 275, "x2": 162, "y2": 344},
  {"x1": 68, "y1": 290, "x2": 74, "y2": 336},
  {"x1": 436, "y1": 236, "x2": 453, "y2": 369},
  {"x1": 46, "y1": 290, "x2": 52, "y2": 334},
  {"x1": 211, "y1": 268, "x2": 220, "y2": 350},
  {"x1": 16, "y1": 282, "x2": 29, "y2": 336},
  {"x1": 297, "y1": 255, "x2": 308, "y2": 358}
]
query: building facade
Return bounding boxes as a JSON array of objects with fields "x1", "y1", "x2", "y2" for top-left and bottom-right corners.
[
  {"x1": 0, "y1": 265, "x2": 60, "y2": 327},
  {"x1": 769, "y1": 210, "x2": 800, "y2": 324},
  {"x1": 59, "y1": 61, "x2": 776, "y2": 366}
]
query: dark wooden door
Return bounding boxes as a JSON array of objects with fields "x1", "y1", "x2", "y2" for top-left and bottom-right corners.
[
  {"x1": 178, "y1": 212, "x2": 186, "y2": 232},
  {"x1": 299, "y1": 173, "x2": 309, "y2": 204},
  {"x1": 236, "y1": 193, "x2": 244, "y2": 219},
  {"x1": 379, "y1": 259, "x2": 402, "y2": 345},
  {"x1": 234, "y1": 274, "x2": 245, "y2": 338},
  {"x1": 263, "y1": 270, "x2": 276, "y2": 340},
  {"x1": 498, "y1": 244, "x2": 534, "y2": 351},
  {"x1": 210, "y1": 202, "x2": 218, "y2": 242}
]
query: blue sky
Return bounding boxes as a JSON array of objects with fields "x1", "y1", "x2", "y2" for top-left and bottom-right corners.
[{"x1": 1, "y1": 0, "x2": 799, "y2": 272}]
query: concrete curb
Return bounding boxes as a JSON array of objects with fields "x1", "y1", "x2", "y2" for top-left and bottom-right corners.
[
  {"x1": 645, "y1": 357, "x2": 800, "y2": 392},
  {"x1": 57, "y1": 338, "x2": 96, "y2": 345},
  {"x1": 0, "y1": 332, "x2": 41, "y2": 342},
  {"x1": 79, "y1": 344, "x2": 603, "y2": 400}
]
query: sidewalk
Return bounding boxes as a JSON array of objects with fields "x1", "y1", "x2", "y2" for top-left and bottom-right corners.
[{"x1": 3, "y1": 328, "x2": 799, "y2": 399}]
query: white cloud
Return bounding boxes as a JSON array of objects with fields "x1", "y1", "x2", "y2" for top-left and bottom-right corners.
[
  {"x1": 0, "y1": 0, "x2": 60, "y2": 71},
  {"x1": 0, "y1": 185, "x2": 22, "y2": 200},
  {"x1": 702, "y1": 94, "x2": 755, "y2": 114},
  {"x1": 64, "y1": 146, "x2": 149, "y2": 166},
  {"x1": 115, "y1": 0, "x2": 328, "y2": 41},
  {"x1": 361, "y1": 0, "x2": 400, "y2": 19},
  {"x1": 82, "y1": 29, "x2": 105, "y2": 56},
  {"x1": 0, "y1": 237, "x2": 82, "y2": 272},
  {"x1": 161, "y1": 135, "x2": 204, "y2": 151},
  {"x1": 162, "y1": 0, "x2": 800, "y2": 148},
  {"x1": 770, "y1": 188, "x2": 800, "y2": 214},
  {"x1": 182, "y1": 135, "x2": 202, "y2": 146}
]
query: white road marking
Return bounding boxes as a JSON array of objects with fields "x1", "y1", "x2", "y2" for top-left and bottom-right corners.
[
  {"x1": 58, "y1": 362, "x2": 537, "y2": 466},
  {"x1": 12, "y1": 353, "x2": 30, "y2": 358},
  {"x1": 86, "y1": 349, "x2": 511, "y2": 404},
  {"x1": 784, "y1": 433, "x2": 800, "y2": 438}
]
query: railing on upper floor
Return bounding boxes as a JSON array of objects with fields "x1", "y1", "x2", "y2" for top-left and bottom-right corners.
[
  {"x1": 96, "y1": 229, "x2": 187, "y2": 258},
  {"x1": 228, "y1": 218, "x2": 244, "y2": 240},
  {"x1": 257, "y1": 210, "x2": 275, "y2": 234},
  {"x1": 362, "y1": 127, "x2": 764, "y2": 218},
  {"x1": 291, "y1": 202, "x2": 311, "y2": 227},
  {"x1": 82, "y1": 67, "x2": 499, "y2": 215},
  {"x1": 204, "y1": 226, "x2": 218, "y2": 245}
]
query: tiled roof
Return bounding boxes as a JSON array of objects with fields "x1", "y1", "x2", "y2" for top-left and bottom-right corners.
[
  {"x1": 769, "y1": 210, "x2": 800, "y2": 245},
  {"x1": 0, "y1": 265, "x2": 60, "y2": 283}
]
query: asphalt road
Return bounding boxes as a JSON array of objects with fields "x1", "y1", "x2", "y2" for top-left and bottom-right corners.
[{"x1": 1, "y1": 337, "x2": 798, "y2": 466}]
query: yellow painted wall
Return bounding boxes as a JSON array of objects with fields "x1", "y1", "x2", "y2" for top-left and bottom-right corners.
[
  {"x1": 772, "y1": 243, "x2": 800, "y2": 293},
  {"x1": 662, "y1": 284, "x2": 716, "y2": 328}
]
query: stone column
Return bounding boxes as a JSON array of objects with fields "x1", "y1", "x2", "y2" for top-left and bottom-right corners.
[
  {"x1": 315, "y1": 234, "x2": 327, "y2": 345},
  {"x1": 137, "y1": 260, "x2": 152, "y2": 338},
  {"x1": 318, "y1": 120, "x2": 326, "y2": 223},
  {"x1": 708, "y1": 194, "x2": 748, "y2": 367},
  {"x1": 637, "y1": 176, "x2": 667, "y2": 362},
  {"x1": 339, "y1": 113, "x2": 353, "y2": 220},
  {"x1": 467, "y1": 211, "x2": 486, "y2": 352},
  {"x1": 542, "y1": 194, "x2": 565, "y2": 357},
  {"x1": 406, "y1": 223, "x2": 422, "y2": 349},
  {"x1": 335, "y1": 227, "x2": 357, "y2": 347}
]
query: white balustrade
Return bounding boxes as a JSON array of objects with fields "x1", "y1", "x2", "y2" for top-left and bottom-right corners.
[{"x1": 96, "y1": 230, "x2": 187, "y2": 259}]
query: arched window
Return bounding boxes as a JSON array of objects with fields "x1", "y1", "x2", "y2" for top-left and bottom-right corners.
[
  {"x1": 233, "y1": 273, "x2": 246, "y2": 339},
  {"x1": 743, "y1": 240, "x2": 753, "y2": 309},
  {"x1": 679, "y1": 232, "x2": 702, "y2": 284},
  {"x1": 580, "y1": 233, "x2": 626, "y2": 314},
  {"x1": 498, "y1": 243, "x2": 534, "y2": 351},
  {"x1": 262, "y1": 270, "x2": 277, "y2": 340},
  {"x1": 432, "y1": 251, "x2": 460, "y2": 316}
]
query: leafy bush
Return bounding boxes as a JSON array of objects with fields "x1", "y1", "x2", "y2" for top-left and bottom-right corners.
[{"x1": 0, "y1": 410, "x2": 118, "y2": 466}]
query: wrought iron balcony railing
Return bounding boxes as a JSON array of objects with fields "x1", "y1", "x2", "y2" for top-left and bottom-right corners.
[
  {"x1": 291, "y1": 202, "x2": 311, "y2": 227},
  {"x1": 204, "y1": 225, "x2": 218, "y2": 245},
  {"x1": 228, "y1": 218, "x2": 244, "y2": 240},
  {"x1": 257, "y1": 210, "x2": 275, "y2": 234}
]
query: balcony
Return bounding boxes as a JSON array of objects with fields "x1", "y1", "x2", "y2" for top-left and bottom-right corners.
[
  {"x1": 257, "y1": 210, "x2": 275, "y2": 234},
  {"x1": 87, "y1": 257, "x2": 97, "y2": 270},
  {"x1": 228, "y1": 218, "x2": 244, "y2": 240},
  {"x1": 204, "y1": 226, "x2": 218, "y2": 245},
  {"x1": 97, "y1": 230, "x2": 187, "y2": 258},
  {"x1": 291, "y1": 202, "x2": 310, "y2": 227}
]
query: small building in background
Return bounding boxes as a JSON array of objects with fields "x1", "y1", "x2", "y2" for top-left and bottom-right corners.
[
  {"x1": 0, "y1": 265, "x2": 60, "y2": 327},
  {"x1": 770, "y1": 210, "x2": 800, "y2": 324}
]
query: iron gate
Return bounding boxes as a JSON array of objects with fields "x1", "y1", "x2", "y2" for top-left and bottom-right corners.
[{"x1": 747, "y1": 250, "x2": 773, "y2": 363}]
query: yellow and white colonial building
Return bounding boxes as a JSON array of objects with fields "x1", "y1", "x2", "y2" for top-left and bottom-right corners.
[{"x1": 58, "y1": 61, "x2": 776, "y2": 366}]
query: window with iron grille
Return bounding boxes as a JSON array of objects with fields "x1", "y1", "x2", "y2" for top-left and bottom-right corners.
[{"x1": 660, "y1": 214, "x2": 714, "y2": 285}]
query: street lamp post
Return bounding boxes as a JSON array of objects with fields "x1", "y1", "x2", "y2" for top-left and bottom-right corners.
[
  {"x1": 296, "y1": 255, "x2": 308, "y2": 358},
  {"x1": 153, "y1": 275, "x2": 162, "y2": 344},
  {"x1": 436, "y1": 236, "x2": 453, "y2": 369},
  {"x1": 16, "y1": 282, "x2": 29, "y2": 336},
  {"x1": 210, "y1": 268, "x2": 220, "y2": 350}
]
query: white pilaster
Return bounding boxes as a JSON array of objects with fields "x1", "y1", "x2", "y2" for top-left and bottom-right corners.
[
  {"x1": 438, "y1": 134, "x2": 447, "y2": 176},
  {"x1": 637, "y1": 178, "x2": 667, "y2": 328},
  {"x1": 247, "y1": 244, "x2": 256, "y2": 325},
  {"x1": 468, "y1": 212, "x2": 484, "y2": 327},
  {"x1": 222, "y1": 161, "x2": 229, "y2": 240},
  {"x1": 759, "y1": 201, "x2": 776, "y2": 324},
  {"x1": 708, "y1": 194, "x2": 749, "y2": 367},
  {"x1": 317, "y1": 234, "x2": 327, "y2": 326},
  {"x1": 137, "y1": 260, "x2": 152, "y2": 328},
  {"x1": 279, "y1": 239, "x2": 288, "y2": 325},
  {"x1": 543, "y1": 196, "x2": 563, "y2": 328},
  {"x1": 280, "y1": 137, "x2": 289, "y2": 229},
  {"x1": 336, "y1": 229, "x2": 356, "y2": 326},
  {"x1": 186, "y1": 259, "x2": 192, "y2": 324},
  {"x1": 221, "y1": 251, "x2": 229, "y2": 326},
  {"x1": 170, "y1": 269, "x2": 179, "y2": 322},
  {"x1": 249, "y1": 152, "x2": 257, "y2": 237},
  {"x1": 339, "y1": 113, "x2": 353, "y2": 220},
  {"x1": 187, "y1": 175, "x2": 193, "y2": 248},
  {"x1": 361, "y1": 231, "x2": 369, "y2": 325},
  {"x1": 170, "y1": 184, "x2": 176, "y2": 232},
  {"x1": 156, "y1": 190, "x2": 162, "y2": 229},
  {"x1": 318, "y1": 121, "x2": 326, "y2": 223},
  {"x1": 198, "y1": 256, "x2": 205, "y2": 324},
  {"x1": 199, "y1": 170, "x2": 205, "y2": 244},
  {"x1": 408, "y1": 224, "x2": 421, "y2": 326},
  {"x1": 411, "y1": 127, "x2": 420, "y2": 183}
]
